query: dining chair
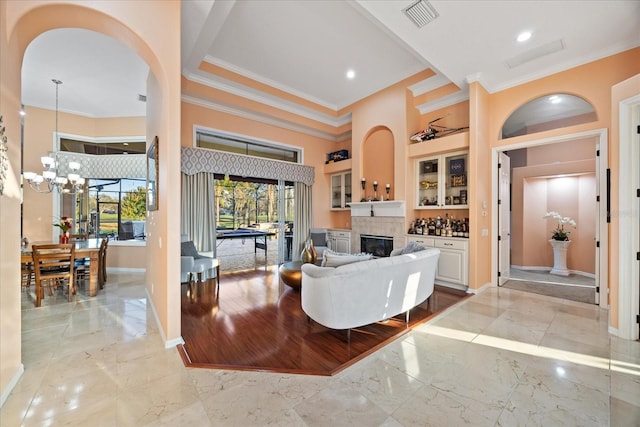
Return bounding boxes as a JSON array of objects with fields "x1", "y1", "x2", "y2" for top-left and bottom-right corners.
[
  {"x1": 31, "y1": 243, "x2": 75, "y2": 307},
  {"x1": 69, "y1": 233, "x2": 88, "y2": 241},
  {"x1": 98, "y1": 237, "x2": 109, "y2": 289},
  {"x1": 21, "y1": 261, "x2": 34, "y2": 289}
]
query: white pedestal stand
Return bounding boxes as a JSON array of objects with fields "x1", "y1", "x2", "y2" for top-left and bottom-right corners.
[{"x1": 549, "y1": 240, "x2": 571, "y2": 276}]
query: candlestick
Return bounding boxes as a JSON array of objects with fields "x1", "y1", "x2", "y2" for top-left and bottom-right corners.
[
  {"x1": 373, "y1": 181, "x2": 378, "y2": 200},
  {"x1": 360, "y1": 178, "x2": 366, "y2": 201},
  {"x1": 385, "y1": 184, "x2": 391, "y2": 200}
]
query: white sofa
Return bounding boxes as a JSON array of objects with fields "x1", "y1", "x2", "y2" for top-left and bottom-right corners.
[{"x1": 301, "y1": 248, "x2": 440, "y2": 340}]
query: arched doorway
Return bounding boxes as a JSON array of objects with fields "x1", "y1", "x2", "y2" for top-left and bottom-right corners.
[{"x1": 1, "y1": 3, "x2": 181, "y2": 402}]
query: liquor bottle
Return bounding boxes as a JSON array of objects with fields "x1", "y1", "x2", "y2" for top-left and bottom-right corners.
[
  {"x1": 428, "y1": 218, "x2": 436, "y2": 235},
  {"x1": 435, "y1": 216, "x2": 442, "y2": 236}
]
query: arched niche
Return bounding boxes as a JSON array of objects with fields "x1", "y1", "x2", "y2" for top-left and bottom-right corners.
[
  {"x1": 501, "y1": 94, "x2": 596, "y2": 139},
  {"x1": 362, "y1": 126, "x2": 394, "y2": 200}
]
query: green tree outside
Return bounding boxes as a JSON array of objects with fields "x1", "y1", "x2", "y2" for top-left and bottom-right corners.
[{"x1": 121, "y1": 187, "x2": 147, "y2": 219}]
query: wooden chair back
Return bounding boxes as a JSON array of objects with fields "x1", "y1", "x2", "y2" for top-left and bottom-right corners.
[
  {"x1": 69, "y1": 233, "x2": 88, "y2": 241},
  {"x1": 31, "y1": 244, "x2": 75, "y2": 307},
  {"x1": 98, "y1": 237, "x2": 109, "y2": 288}
]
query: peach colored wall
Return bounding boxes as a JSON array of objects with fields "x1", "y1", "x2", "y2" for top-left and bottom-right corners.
[
  {"x1": 362, "y1": 127, "x2": 394, "y2": 200},
  {"x1": 526, "y1": 137, "x2": 596, "y2": 165},
  {"x1": 610, "y1": 72, "x2": 640, "y2": 329},
  {"x1": 350, "y1": 72, "x2": 434, "y2": 226},
  {"x1": 491, "y1": 48, "x2": 640, "y2": 147},
  {"x1": 468, "y1": 82, "x2": 492, "y2": 290},
  {"x1": 0, "y1": 0, "x2": 24, "y2": 404},
  {"x1": 510, "y1": 138, "x2": 597, "y2": 269},
  {"x1": 520, "y1": 174, "x2": 596, "y2": 273},
  {"x1": 512, "y1": 159, "x2": 595, "y2": 267},
  {"x1": 180, "y1": 101, "x2": 336, "y2": 228},
  {"x1": 1, "y1": 2, "x2": 181, "y2": 402},
  {"x1": 106, "y1": 244, "x2": 147, "y2": 269},
  {"x1": 22, "y1": 106, "x2": 145, "y2": 243},
  {"x1": 419, "y1": 101, "x2": 470, "y2": 132}
]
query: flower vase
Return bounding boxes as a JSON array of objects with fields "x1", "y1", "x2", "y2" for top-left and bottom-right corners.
[
  {"x1": 301, "y1": 239, "x2": 317, "y2": 264},
  {"x1": 59, "y1": 232, "x2": 70, "y2": 244},
  {"x1": 549, "y1": 239, "x2": 570, "y2": 276}
]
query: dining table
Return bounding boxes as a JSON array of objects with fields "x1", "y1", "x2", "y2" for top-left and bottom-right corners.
[{"x1": 22, "y1": 239, "x2": 102, "y2": 298}]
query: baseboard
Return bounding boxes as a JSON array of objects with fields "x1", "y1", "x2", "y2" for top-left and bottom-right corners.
[
  {"x1": 608, "y1": 326, "x2": 619, "y2": 336},
  {"x1": 467, "y1": 281, "x2": 493, "y2": 294},
  {"x1": 435, "y1": 281, "x2": 467, "y2": 292},
  {"x1": 106, "y1": 267, "x2": 146, "y2": 273},
  {"x1": 510, "y1": 265, "x2": 595, "y2": 279},
  {"x1": 0, "y1": 363, "x2": 24, "y2": 408},
  {"x1": 144, "y1": 287, "x2": 185, "y2": 349}
]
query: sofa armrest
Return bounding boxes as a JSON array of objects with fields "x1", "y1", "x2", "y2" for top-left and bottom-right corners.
[{"x1": 301, "y1": 263, "x2": 336, "y2": 279}]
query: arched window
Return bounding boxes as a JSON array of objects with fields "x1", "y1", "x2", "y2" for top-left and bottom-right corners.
[{"x1": 501, "y1": 94, "x2": 596, "y2": 139}]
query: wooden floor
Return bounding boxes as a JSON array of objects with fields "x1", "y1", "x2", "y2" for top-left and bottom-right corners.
[{"x1": 178, "y1": 266, "x2": 468, "y2": 376}]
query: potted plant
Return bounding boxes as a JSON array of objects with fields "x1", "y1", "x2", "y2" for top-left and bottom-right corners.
[
  {"x1": 53, "y1": 216, "x2": 73, "y2": 243},
  {"x1": 543, "y1": 211, "x2": 576, "y2": 275}
]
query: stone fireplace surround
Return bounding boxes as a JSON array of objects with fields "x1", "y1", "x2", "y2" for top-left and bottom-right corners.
[{"x1": 349, "y1": 201, "x2": 406, "y2": 254}]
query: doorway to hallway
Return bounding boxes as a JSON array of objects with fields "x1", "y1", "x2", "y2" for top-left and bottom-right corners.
[{"x1": 496, "y1": 130, "x2": 608, "y2": 307}]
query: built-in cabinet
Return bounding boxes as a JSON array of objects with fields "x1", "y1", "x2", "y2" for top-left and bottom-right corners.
[
  {"x1": 328, "y1": 229, "x2": 351, "y2": 253},
  {"x1": 416, "y1": 150, "x2": 468, "y2": 209},
  {"x1": 407, "y1": 235, "x2": 468, "y2": 291},
  {"x1": 331, "y1": 171, "x2": 352, "y2": 210}
]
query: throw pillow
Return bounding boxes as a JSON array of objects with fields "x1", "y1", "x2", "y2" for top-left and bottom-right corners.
[
  {"x1": 181, "y1": 241, "x2": 204, "y2": 259},
  {"x1": 400, "y1": 240, "x2": 426, "y2": 255},
  {"x1": 322, "y1": 249, "x2": 372, "y2": 267}
]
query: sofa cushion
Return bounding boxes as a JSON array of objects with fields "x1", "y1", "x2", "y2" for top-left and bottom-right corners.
[
  {"x1": 322, "y1": 249, "x2": 372, "y2": 267},
  {"x1": 400, "y1": 240, "x2": 426, "y2": 255}
]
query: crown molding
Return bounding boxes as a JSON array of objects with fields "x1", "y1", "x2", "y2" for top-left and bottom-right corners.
[
  {"x1": 204, "y1": 55, "x2": 337, "y2": 111},
  {"x1": 408, "y1": 74, "x2": 452, "y2": 96},
  {"x1": 416, "y1": 91, "x2": 470, "y2": 114},
  {"x1": 182, "y1": 94, "x2": 351, "y2": 143},
  {"x1": 183, "y1": 70, "x2": 352, "y2": 129}
]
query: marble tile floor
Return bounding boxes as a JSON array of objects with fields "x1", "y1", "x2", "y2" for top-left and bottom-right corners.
[{"x1": 2, "y1": 271, "x2": 639, "y2": 426}]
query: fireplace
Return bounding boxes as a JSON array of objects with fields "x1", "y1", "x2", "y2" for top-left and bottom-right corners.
[{"x1": 360, "y1": 234, "x2": 394, "y2": 257}]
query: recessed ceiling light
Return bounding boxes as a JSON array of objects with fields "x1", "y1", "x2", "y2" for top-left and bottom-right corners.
[
  {"x1": 19, "y1": 110, "x2": 26, "y2": 116},
  {"x1": 346, "y1": 69, "x2": 356, "y2": 80},
  {"x1": 517, "y1": 31, "x2": 532, "y2": 43},
  {"x1": 549, "y1": 95, "x2": 561, "y2": 104}
]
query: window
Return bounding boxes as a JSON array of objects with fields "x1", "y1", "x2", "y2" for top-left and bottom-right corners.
[
  {"x1": 196, "y1": 130, "x2": 300, "y2": 163},
  {"x1": 501, "y1": 94, "x2": 596, "y2": 139},
  {"x1": 75, "y1": 178, "x2": 147, "y2": 240}
]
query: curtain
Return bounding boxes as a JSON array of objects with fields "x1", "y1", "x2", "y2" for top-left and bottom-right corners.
[
  {"x1": 181, "y1": 172, "x2": 216, "y2": 251},
  {"x1": 293, "y1": 182, "x2": 312, "y2": 261}
]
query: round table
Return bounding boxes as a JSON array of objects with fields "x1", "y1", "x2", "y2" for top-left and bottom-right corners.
[{"x1": 279, "y1": 260, "x2": 304, "y2": 290}]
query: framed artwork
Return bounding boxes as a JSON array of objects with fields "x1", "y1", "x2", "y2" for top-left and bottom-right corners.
[{"x1": 146, "y1": 136, "x2": 158, "y2": 211}]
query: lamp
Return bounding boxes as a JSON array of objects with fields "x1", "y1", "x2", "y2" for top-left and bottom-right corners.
[{"x1": 23, "y1": 79, "x2": 85, "y2": 194}]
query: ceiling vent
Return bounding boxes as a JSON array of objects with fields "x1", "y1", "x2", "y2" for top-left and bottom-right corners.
[
  {"x1": 137, "y1": 94, "x2": 147, "y2": 102},
  {"x1": 506, "y1": 39, "x2": 565, "y2": 69},
  {"x1": 403, "y1": 0, "x2": 439, "y2": 28}
]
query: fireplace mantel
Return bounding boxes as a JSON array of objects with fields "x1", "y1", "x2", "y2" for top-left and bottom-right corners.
[{"x1": 348, "y1": 200, "x2": 405, "y2": 217}]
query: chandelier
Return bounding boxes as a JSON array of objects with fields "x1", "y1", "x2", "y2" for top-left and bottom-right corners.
[{"x1": 23, "y1": 79, "x2": 85, "y2": 194}]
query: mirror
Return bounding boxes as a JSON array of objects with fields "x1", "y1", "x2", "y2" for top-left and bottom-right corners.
[{"x1": 146, "y1": 136, "x2": 158, "y2": 211}]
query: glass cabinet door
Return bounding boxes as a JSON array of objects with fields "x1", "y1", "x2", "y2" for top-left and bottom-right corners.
[
  {"x1": 443, "y1": 152, "x2": 468, "y2": 207},
  {"x1": 417, "y1": 157, "x2": 439, "y2": 207},
  {"x1": 344, "y1": 172, "x2": 352, "y2": 206},
  {"x1": 331, "y1": 174, "x2": 342, "y2": 208}
]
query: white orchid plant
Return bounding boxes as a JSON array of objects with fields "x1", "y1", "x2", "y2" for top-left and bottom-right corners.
[{"x1": 543, "y1": 211, "x2": 576, "y2": 241}]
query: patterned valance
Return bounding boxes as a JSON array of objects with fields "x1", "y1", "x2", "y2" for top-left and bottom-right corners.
[
  {"x1": 181, "y1": 147, "x2": 315, "y2": 186},
  {"x1": 55, "y1": 152, "x2": 146, "y2": 179}
]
